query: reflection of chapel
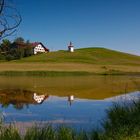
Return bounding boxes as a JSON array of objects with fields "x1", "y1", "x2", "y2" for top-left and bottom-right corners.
[
  {"x1": 68, "y1": 42, "x2": 74, "y2": 52},
  {"x1": 68, "y1": 95, "x2": 74, "y2": 106}
]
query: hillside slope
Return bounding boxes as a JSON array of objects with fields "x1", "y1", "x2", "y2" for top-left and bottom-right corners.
[{"x1": 17, "y1": 47, "x2": 140, "y2": 65}]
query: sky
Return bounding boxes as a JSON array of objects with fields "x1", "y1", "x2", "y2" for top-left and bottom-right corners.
[{"x1": 10, "y1": 0, "x2": 140, "y2": 55}]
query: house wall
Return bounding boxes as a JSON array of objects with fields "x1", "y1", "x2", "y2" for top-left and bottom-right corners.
[{"x1": 34, "y1": 44, "x2": 46, "y2": 54}]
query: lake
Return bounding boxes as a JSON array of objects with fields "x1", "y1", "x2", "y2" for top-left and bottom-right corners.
[{"x1": 0, "y1": 75, "x2": 140, "y2": 130}]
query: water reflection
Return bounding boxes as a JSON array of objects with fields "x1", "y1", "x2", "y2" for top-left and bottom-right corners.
[
  {"x1": 68, "y1": 95, "x2": 74, "y2": 106},
  {"x1": 0, "y1": 75, "x2": 140, "y2": 129},
  {"x1": 0, "y1": 89, "x2": 76, "y2": 110},
  {"x1": 0, "y1": 75, "x2": 140, "y2": 100},
  {"x1": 33, "y1": 93, "x2": 48, "y2": 104},
  {"x1": 0, "y1": 89, "x2": 48, "y2": 110}
]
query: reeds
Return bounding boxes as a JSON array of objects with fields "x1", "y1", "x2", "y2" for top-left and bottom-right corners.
[
  {"x1": 102, "y1": 101, "x2": 140, "y2": 140},
  {"x1": 0, "y1": 124, "x2": 21, "y2": 140}
]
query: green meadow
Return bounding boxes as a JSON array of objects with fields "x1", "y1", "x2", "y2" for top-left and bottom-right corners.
[
  {"x1": 18, "y1": 47, "x2": 140, "y2": 65},
  {"x1": 0, "y1": 47, "x2": 140, "y2": 76}
]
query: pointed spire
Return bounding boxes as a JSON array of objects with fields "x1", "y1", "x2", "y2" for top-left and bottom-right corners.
[{"x1": 70, "y1": 41, "x2": 72, "y2": 46}]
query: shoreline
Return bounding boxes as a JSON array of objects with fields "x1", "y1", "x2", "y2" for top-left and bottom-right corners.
[{"x1": 0, "y1": 70, "x2": 140, "y2": 76}]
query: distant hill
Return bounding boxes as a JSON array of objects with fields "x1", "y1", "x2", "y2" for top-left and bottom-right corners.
[{"x1": 18, "y1": 47, "x2": 140, "y2": 65}]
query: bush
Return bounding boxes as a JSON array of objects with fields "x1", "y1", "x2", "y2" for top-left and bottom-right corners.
[
  {"x1": 0, "y1": 54, "x2": 5, "y2": 60},
  {"x1": 5, "y1": 54, "x2": 14, "y2": 61}
]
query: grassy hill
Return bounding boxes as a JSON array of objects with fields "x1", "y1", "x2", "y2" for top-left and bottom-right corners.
[
  {"x1": 1, "y1": 47, "x2": 140, "y2": 76},
  {"x1": 17, "y1": 47, "x2": 140, "y2": 65}
]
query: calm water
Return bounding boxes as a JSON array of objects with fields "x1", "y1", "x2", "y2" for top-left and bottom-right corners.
[{"x1": 0, "y1": 75, "x2": 140, "y2": 130}]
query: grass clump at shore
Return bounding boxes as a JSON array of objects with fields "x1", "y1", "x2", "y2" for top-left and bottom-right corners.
[
  {"x1": 1, "y1": 100, "x2": 140, "y2": 139},
  {"x1": 24, "y1": 126, "x2": 94, "y2": 140},
  {"x1": 0, "y1": 71, "x2": 93, "y2": 77},
  {"x1": 1, "y1": 70, "x2": 140, "y2": 77},
  {"x1": 102, "y1": 101, "x2": 140, "y2": 140},
  {"x1": 24, "y1": 125, "x2": 56, "y2": 140},
  {"x1": 0, "y1": 124, "x2": 21, "y2": 140}
]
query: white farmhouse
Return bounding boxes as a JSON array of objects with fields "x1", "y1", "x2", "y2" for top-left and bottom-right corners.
[
  {"x1": 32, "y1": 42, "x2": 49, "y2": 54},
  {"x1": 68, "y1": 42, "x2": 74, "y2": 52}
]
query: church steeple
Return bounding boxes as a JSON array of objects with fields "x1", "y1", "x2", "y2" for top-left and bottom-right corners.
[{"x1": 68, "y1": 41, "x2": 74, "y2": 52}]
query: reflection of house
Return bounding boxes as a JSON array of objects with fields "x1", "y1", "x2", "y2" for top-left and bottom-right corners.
[
  {"x1": 0, "y1": 89, "x2": 49, "y2": 110},
  {"x1": 68, "y1": 42, "x2": 74, "y2": 52},
  {"x1": 33, "y1": 93, "x2": 48, "y2": 104},
  {"x1": 68, "y1": 95, "x2": 74, "y2": 106},
  {"x1": 32, "y1": 42, "x2": 49, "y2": 54}
]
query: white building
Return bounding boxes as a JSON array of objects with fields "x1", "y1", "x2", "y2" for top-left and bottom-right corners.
[
  {"x1": 32, "y1": 42, "x2": 49, "y2": 54},
  {"x1": 68, "y1": 42, "x2": 74, "y2": 52}
]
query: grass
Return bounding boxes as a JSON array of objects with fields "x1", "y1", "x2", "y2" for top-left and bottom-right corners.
[
  {"x1": 16, "y1": 47, "x2": 140, "y2": 65},
  {"x1": 0, "y1": 47, "x2": 140, "y2": 76},
  {"x1": 101, "y1": 101, "x2": 140, "y2": 140},
  {"x1": 0, "y1": 122, "x2": 21, "y2": 140},
  {"x1": 0, "y1": 71, "x2": 93, "y2": 77},
  {"x1": 1, "y1": 99, "x2": 140, "y2": 139},
  {"x1": 1, "y1": 69, "x2": 140, "y2": 77}
]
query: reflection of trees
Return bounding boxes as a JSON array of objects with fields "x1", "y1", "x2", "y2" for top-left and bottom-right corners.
[
  {"x1": 13, "y1": 103, "x2": 29, "y2": 110},
  {"x1": 2, "y1": 102, "x2": 8, "y2": 108},
  {"x1": 0, "y1": 89, "x2": 48, "y2": 110}
]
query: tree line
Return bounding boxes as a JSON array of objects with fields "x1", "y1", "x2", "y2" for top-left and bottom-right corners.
[{"x1": 0, "y1": 37, "x2": 34, "y2": 61}]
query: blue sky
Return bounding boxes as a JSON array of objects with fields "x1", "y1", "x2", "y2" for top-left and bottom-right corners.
[{"x1": 11, "y1": 0, "x2": 140, "y2": 55}]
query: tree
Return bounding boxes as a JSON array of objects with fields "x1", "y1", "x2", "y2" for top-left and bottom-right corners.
[
  {"x1": 1, "y1": 39, "x2": 11, "y2": 46},
  {"x1": 1, "y1": 38, "x2": 11, "y2": 52},
  {"x1": 24, "y1": 46, "x2": 33, "y2": 57},
  {"x1": 0, "y1": 0, "x2": 22, "y2": 40},
  {"x1": 26, "y1": 40, "x2": 30, "y2": 44},
  {"x1": 14, "y1": 37, "x2": 24, "y2": 43}
]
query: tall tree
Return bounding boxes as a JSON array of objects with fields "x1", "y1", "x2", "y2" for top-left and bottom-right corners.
[
  {"x1": 2, "y1": 39, "x2": 11, "y2": 46},
  {"x1": 0, "y1": 0, "x2": 22, "y2": 40},
  {"x1": 1, "y1": 38, "x2": 11, "y2": 52},
  {"x1": 14, "y1": 37, "x2": 24, "y2": 43}
]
